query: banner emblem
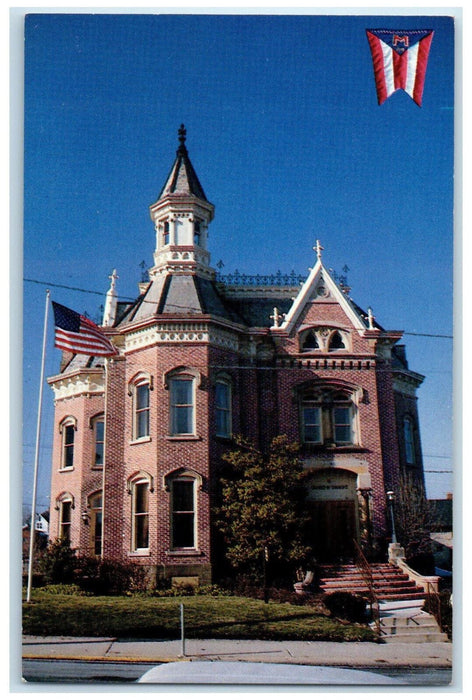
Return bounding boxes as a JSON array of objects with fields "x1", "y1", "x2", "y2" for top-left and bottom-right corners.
[{"x1": 366, "y1": 29, "x2": 434, "y2": 106}]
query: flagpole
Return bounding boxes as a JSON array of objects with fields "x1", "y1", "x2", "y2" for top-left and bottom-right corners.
[{"x1": 26, "y1": 289, "x2": 50, "y2": 603}]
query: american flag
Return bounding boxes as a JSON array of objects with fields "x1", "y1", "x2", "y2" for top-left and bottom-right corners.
[
  {"x1": 52, "y1": 301, "x2": 118, "y2": 357},
  {"x1": 366, "y1": 29, "x2": 434, "y2": 106}
]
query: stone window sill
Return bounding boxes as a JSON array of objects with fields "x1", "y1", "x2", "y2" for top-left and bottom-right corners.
[
  {"x1": 129, "y1": 436, "x2": 152, "y2": 446},
  {"x1": 165, "y1": 549, "x2": 203, "y2": 557},
  {"x1": 165, "y1": 435, "x2": 202, "y2": 442}
]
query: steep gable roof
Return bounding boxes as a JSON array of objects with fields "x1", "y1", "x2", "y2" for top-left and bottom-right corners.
[{"x1": 280, "y1": 258, "x2": 369, "y2": 335}]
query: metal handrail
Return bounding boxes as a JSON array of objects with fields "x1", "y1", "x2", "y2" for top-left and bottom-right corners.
[
  {"x1": 352, "y1": 539, "x2": 381, "y2": 637},
  {"x1": 424, "y1": 581, "x2": 442, "y2": 631}
]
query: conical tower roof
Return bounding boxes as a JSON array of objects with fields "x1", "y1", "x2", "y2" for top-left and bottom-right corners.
[{"x1": 157, "y1": 124, "x2": 208, "y2": 201}]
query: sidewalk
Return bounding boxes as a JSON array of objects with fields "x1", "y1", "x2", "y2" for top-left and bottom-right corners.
[{"x1": 22, "y1": 636, "x2": 453, "y2": 668}]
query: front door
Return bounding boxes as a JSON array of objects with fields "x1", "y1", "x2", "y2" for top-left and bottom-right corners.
[{"x1": 310, "y1": 499, "x2": 358, "y2": 562}]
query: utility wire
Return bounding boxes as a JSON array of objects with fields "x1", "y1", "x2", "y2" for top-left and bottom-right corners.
[{"x1": 24, "y1": 276, "x2": 453, "y2": 339}]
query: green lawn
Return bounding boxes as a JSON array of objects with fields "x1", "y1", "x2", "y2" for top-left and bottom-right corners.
[{"x1": 22, "y1": 590, "x2": 376, "y2": 642}]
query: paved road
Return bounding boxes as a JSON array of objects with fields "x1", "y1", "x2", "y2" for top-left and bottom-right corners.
[{"x1": 21, "y1": 658, "x2": 453, "y2": 686}]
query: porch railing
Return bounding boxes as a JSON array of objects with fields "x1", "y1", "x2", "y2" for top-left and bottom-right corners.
[
  {"x1": 352, "y1": 539, "x2": 381, "y2": 637},
  {"x1": 424, "y1": 581, "x2": 442, "y2": 631}
]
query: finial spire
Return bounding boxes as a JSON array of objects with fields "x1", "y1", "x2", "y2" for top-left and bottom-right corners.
[
  {"x1": 177, "y1": 124, "x2": 187, "y2": 153},
  {"x1": 367, "y1": 306, "x2": 375, "y2": 330},
  {"x1": 314, "y1": 239, "x2": 324, "y2": 261},
  {"x1": 103, "y1": 269, "x2": 118, "y2": 327}
]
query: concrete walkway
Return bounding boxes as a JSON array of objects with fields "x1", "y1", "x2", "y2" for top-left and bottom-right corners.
[{"x1": 22, "y1": 636, "x2": 452, "y2": 668}]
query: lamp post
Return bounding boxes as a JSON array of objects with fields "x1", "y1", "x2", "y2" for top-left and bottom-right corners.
[{"x1": 386, "y1": 491, "x2": 397, "y2": 544}]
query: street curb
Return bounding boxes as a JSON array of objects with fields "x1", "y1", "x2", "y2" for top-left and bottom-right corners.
[{"x1": 22, "y1": 654, "x2": 452, "y2": 669}]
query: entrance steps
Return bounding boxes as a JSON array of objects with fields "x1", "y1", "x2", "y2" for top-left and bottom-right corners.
[
  {"x1": 373, "y1": 611, "x2": 449, "y2": 643},
  {"x1": 319, "y1": 563, "x2": 426, "y2": 602}
]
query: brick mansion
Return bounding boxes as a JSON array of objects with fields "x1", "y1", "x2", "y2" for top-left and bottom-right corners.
[{"x1": 47, "y1": 126, "x2": 425, "y2": 584}]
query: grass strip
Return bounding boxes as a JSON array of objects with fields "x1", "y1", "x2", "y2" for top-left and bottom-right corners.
[{"x1": 23, "y1": 592, "x2": 376, "y2": 642}]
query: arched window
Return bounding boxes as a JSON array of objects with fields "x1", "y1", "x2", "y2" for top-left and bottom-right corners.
[
  {"x1": 404, "y1": 417, "x2": 416, "y2": 465},
  {"x1": 194, "y1": 220, "x2": 202, "y2": 246},
  {"x1": 300, "y1": 386, "x2": 358, "y2": 446},
  {"x1": 302, "y1": 330, "x2": 319, "y2": 351},
  {"x1": 128, "y1": 473, "x2": 152, "y2": 552},
  {"x1": 128, "y1": 372, "x2": 153, "y2": 441},
  {"x1": 165, "y1": 468, "x2": 202, "y2": 550},
  {"x1": 215, "y1": 378, "x2": 232, "y2": 438},
  {"x1": 90, "y1": 414, "x2": 104, "y2": 467},
  {"x1": 88, "y1": 492, "x2": 102, "y2": 556},
  {"x1": 56, "y1": 492, "x2": 75, "y2": 543},
  {"x1": 328, "y1": 331, "x2": 346, "y2": 350},
  {"x1": 59, "y1": 416, "x2": 77, "y2": 470},
  {"x1": 165, "y1": 368, "x2": 200, "y2": 436}
]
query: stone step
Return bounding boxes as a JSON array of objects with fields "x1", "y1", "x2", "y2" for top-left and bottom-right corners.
[
  {"x1": 380, "y1": 631, "x2": 449, "y2": 643},
  {"x1": 372, "y1": 612, "x2": 449, "y2": 643}
]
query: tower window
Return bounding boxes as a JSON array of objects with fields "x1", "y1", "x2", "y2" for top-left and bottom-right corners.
[
  {"x1": 194, "y1": 220, "x2": 202, "y2": 246},
  {"x1": 163, "y1": 221, "x2": 170, "y2": 246},
  {"x1": 404, "y1": 417, "x2": 416, "y2": 465},
  {"x1": 215, "y1": 380, "x2": 232, "y2": 438},
  {"x1": 59, "y1": 416, "x2": 77, "y2": 470},
  {"x1": 170, "y1": 377, "x2": 195, "y2": 435}
]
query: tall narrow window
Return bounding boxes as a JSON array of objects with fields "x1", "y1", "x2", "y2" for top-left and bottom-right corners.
[
  {"x1": 163, "y1": 220, "x2": 170, "y2": 246},
  {"x1": 135, "y1": 384, "x2": 150, "y2": 438},
  {"x1": 60, "y1": 500, "x2": 72, "y2": 543},
  {"x1": 215, "y1": 380, "x2": 231, "y2": 437},
  {"x1": 60, "y1": 417, "x2": 77, "y2": 470},
  {"x1": 302, "y1": 405, "x2": 322, "y2": 444},
  {"x1": 94, "y1": 418, "x2": 104, "y2": 467},
  {"x1": 194, "y1": 220, "x2": 201, "y2": 245},
  {"x1": 132, "y1": 480, "x2": 150, "y2": 551},
  {"x1": 89, "y1": 493, "x2": 102, "y2": 556},
  {"x1": 170, "y1": 378, "x2": 194, "y2": 435},
  {"x1": 404, "y1": 417, "x2": 415, "y2": 465},
  {"x1": 333, "y1": 406, "x2": 352, "y2": 444},
  {"x1": 171, "y1": 479, "x2": 195, "y2": 548}
]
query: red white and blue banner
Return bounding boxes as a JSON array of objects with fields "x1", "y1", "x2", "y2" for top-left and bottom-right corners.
[
  {"x1": 52, "y1": 301, "x2": 118, "y2": 357},
  {"x1": 366, "y1": 29, "x2": 434, "y2": 106}
]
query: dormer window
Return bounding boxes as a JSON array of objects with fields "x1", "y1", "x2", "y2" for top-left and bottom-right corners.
[
  {"x1": 328, "y1": 331, "x2": 346, "y2": 350},
  {"x1": 302, "y1": 330, "x2": 319, "y2": 351}
]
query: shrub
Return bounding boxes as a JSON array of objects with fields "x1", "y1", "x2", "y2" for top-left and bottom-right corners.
[
  {"x1": 39, "y1": 539, "x2": 77, "y2": 585},
  {"x1": 76, "y1": 557, "x2": 149, "y2": 595},
  {"x1": 322, "y1": 591, "x2": 368, "y2": 622}
]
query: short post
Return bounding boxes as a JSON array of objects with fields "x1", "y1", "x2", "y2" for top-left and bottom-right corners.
[{"x1": 180, "y1": 603, "x2": 186, "y2": 657}]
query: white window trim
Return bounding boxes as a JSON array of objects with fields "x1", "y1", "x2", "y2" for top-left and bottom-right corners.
[
  {"x1": 129, "y1": 476, "x2": 151, "y2": 553},
  {"x1": 128, "y1": 372, "x2": 153, "y2": 442},
  {"x1": 59, "y1": 416, "x2": 77, "y2": 471}
]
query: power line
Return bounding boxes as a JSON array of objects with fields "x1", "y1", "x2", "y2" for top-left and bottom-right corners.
[{"x1": 24, "y1": 277, "x2": 453, "y2": 339}]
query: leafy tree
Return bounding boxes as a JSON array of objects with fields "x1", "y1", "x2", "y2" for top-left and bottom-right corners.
[{"x1": 217, "y1": 435, "x2": 313, "y2": 599}]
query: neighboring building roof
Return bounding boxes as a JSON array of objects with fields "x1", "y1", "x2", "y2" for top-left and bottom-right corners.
[
  {"x1": 157, "y1": 124, "x2": 209, "y2": 202},
  {"x1": 430, "y1": 532, "x2": 453, "y2": 549}
]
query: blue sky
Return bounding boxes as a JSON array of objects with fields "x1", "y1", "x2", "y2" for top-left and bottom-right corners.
[{"x1": 20, "y1": 11, "x2": 456, "y2": 515}]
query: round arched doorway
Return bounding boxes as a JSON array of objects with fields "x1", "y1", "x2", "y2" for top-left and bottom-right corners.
[{"x1": 306, "y1": 469, "x2": 360, "y2": 562}]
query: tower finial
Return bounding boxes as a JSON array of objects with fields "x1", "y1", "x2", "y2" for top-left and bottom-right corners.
[
  {"x1": 314, "y1": 239, "x2": 324, "y2": 261},
  {"x1": 178, "y1": 124, "x2": 187, "y2": 152}
]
